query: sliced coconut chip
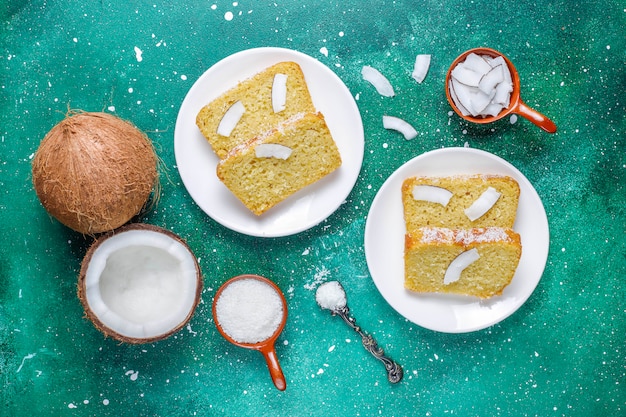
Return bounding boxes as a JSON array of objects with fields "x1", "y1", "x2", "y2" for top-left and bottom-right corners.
[
  {"x1": 464, "y1": 186, "x2": 502, "y2": 221},
  {"x1": 493, "y1": 80, "x2": 513, "y2": 107},
  {"x1": 272, "y1": 73, "x2": 288, "y2": 113},
  {"x1": 255, "y1": 143, "x2": 293, "y2": 160},
  {"x1": 217, "y1": 101, "x2": 245, "y2": 137},
  {"x1": 450, "y1": 77, "x2": 476, "y2": 115},
  {"x1": 463, "y1": 53, "x2": 493, "y2": 74},
  {"x1": 478, "y1": 65, "x2": 504, "y2": 95},
  {"x1": 488, "y1": 55, "x2": 507, "y2": 70},
  {"x1": 444, "y1": 248, "x2": 480, "y2": 285},
  {"x1": 449, "y1": 80, "x2": 471, "y2": 116},
  {"x1": 470, "y1": 88, "x2": 496, "y2": 115},
  {"x1": 412, "y1": 54, "x2": 431, "y2": 83},
  {"x1": 362, "y1": 65, "x2": 395, "y2": 97},
  {"x1": 451, "y1": 64, "x2": 482, "y2": 87},
  {"x1": 382, "y1": 115, "x2": 418, "y2": 140},
  {"x1": 482, "y1": 102, "x2": 505, "y2": 117},
  {"x1": 412, "y1": 185, "x2": 453, "y2": 206}
]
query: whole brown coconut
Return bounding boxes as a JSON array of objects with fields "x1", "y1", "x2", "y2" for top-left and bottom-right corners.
[{"x1": 32, "y1": 112, "x2": 158, "y2": 234}]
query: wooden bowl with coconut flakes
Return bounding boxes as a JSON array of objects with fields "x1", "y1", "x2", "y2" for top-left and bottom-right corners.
[
  {"x1": 445, "y1": 47, "x2": 557, "y2": 133},
  {"x1": 78, "y1": 223, "x2": 203, "y2": 344}
]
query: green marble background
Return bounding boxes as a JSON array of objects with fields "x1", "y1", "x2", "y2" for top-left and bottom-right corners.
[{"x1": 1, "y1": 1, "x2": 624, "y2": 416}]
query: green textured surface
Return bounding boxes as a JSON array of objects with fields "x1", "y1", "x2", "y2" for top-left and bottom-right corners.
[{"x1": 1, "y1": 1, "x2": 625, "y2": 416}]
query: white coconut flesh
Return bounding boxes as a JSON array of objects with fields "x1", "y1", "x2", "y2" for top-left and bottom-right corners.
[
  {"x1": 361, "y1": 65, "x2": 395, "y2": 97},
  {"x1": 444, "y1": 248, "x2": 480, "y2": 285},
  {"x1": 412, "y1": 185, "x2": 453, "y2": 206},
  {"x1": 272, "y1": 73, "x2": 288, "y2": 113},
  {"x1": 255, "y1": 143, "x2": 293, "y2": 159},
  {"x1": 82, "y1": 227, "x2": 200, "y2": 341},
  {"x1": 217, "y1": 100, "x2": 245, "y2": 137},
  {"x1": 464, "y1": 186, "x2": 502, "y2": 221},
  {"x1": 412, "y1": 54, "x2": 431, "y2": 84},
  {"x1": 382, "y1": 115, "x2": 418, "y2": 140}
]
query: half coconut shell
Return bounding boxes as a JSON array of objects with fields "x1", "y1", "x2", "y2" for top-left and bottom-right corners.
[{"x1": 78, "y1": 223, "x2": 202, "y2": 344}]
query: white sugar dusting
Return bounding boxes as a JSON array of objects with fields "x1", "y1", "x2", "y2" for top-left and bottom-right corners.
[
  {"x1": 421, "y1": 227, "x2": 511, "y2": 244},
  {"x1": 304, "y1": 266, "x2": 331, "y2": 290}
]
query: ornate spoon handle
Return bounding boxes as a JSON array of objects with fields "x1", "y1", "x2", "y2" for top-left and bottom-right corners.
[{"x1": 333, "y1": 306, "x2": 403, "y2": 383}]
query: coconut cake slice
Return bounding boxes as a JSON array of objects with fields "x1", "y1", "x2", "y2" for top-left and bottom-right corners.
[
  {"x1": 196, "y1": 61, "x2": 316, "y2": 159},
  {"x1": 401, "y1": 174, "x2": 520, "y2": 232},
  {"x1": 216, "y1": 112, "x2": 342, "y2": 215},
  {"x1": 404, "y1": 227, "x2": 522, "y2": 298}
]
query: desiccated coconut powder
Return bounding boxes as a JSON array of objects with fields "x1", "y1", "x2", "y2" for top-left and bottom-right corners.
[
  {"x1": 315, "y1": 281, "x2": 347, "y2": 311},
  {"x1": 215, "y1": 278, "x2": 284, "y2": 344}
]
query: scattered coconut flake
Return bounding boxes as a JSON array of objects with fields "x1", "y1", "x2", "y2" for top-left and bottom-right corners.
[
  {"x1": 272, "y1": 74, "x2": 288, "y2": 113},
  {"x1": 444, "y1": 248, "x2": 480, "y2": 284},
  {"x1": 382, "y1": 115, "x2": 417, "y2": 140},
  {"x1": 412, "y1": 54, "x2": 431, "y2": 83},
  {"x1": 412, "y1": 185, "x2": 453, "y2": 206},
  {"x1": 510, "y1": 114, "x2": 518, "y2": 124},
  {"x1": 361, "y1": 65, "x2": 395, "y2": 97},
  {"x1": 217, "y1": 101, "x2": 245, "y2": 136},
  {"x1": 464, "y1": 187, "x2": 501, "y2": 221},
  {"x1": 255, "y1": 143, "x2": 292, "y2": 160}
]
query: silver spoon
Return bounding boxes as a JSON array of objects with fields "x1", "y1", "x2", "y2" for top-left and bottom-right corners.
[{"x1": 315, "y1": 281, "x2": 403, "y2": 383}]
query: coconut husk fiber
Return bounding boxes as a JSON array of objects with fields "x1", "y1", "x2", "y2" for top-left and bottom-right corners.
[{"x1": 32, "y1": 111, "x2": 158, "y2": 235}]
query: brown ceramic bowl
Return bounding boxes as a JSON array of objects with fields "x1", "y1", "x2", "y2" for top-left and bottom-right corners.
[
  {"x1": 446, "y1": 47, "x2": 556, "y2": 133},
  {"x1": 212, "y1": 274, "x2": 288, "y2": 391}
]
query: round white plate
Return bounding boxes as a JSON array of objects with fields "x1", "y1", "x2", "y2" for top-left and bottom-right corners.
[
  {"x1": 364, "y1": 147, "x2": 549, "y2": 333},
  {"x1": 174, "y1": 47, "x2": 364, "y2": 237}
]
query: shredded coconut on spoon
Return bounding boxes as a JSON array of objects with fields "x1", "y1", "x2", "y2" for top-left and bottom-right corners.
[{"x1": 315, "y1": 281, "x2": 347, "y2": 311}]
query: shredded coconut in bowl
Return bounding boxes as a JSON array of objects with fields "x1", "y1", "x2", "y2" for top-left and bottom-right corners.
[{"x1": 215, "y1": 278, "x2": 284, "y2": 344}]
